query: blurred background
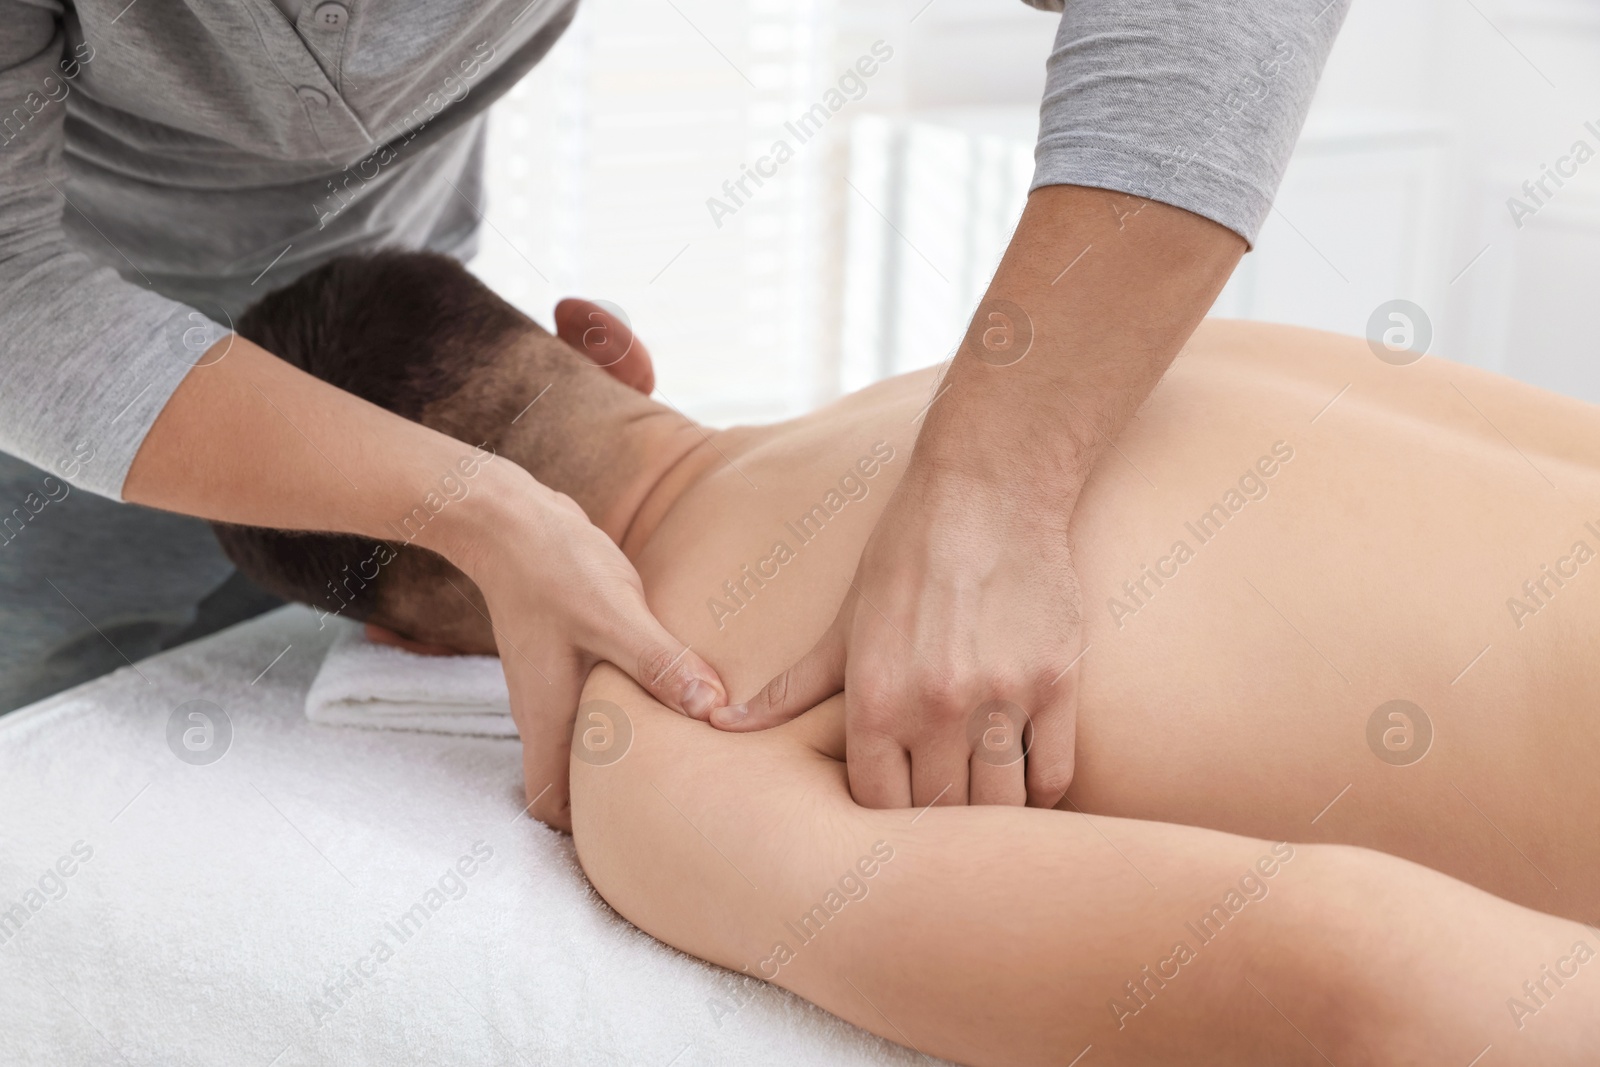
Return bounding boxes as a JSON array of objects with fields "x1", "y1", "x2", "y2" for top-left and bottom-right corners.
[{"x1": 470, "y1": 0, "x2": 1600, "y2": 426}]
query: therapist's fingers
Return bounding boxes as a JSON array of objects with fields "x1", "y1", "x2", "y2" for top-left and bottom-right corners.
[
  {"x1": 591, "y1": 600, "x2": 726, "y2": 721},
  {"x1": 910, "y1": 728, "x2": 970, "y2": 809},
  {"x1": 968, "y1": 752, "x2": 1027, "y2": 807},
  {"x1": 710, "y1": 615, "x2": 848, "y2": 731},
  {"x1": 553, "y1": 297, "x2": 655, "y2": 394},
  {"x1": 847, "y1": 726, "x2": 914, "y2": 810},
  {"x1": 503, "y1": 645, "x2": 583, "y2": 833},
  {"x1": 968, "y1": 699, "x2": 1028, "y2": 807},
  {"x1": 1024, "y1": 673, "x2": 1078, "y2": 810}
]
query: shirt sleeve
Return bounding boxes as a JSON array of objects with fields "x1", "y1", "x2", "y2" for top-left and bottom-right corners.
[
  {"x1": 1018, "y1": 0, "x2": 1351, "y2": 244},
  {"x1": 0, "y1": 7, "x2": 225, "y2": 500}
]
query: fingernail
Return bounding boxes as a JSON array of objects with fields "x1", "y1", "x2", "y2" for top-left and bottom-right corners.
[
  {"x1": 682, "y1": 680, "x2": 717, "y2": 718},
  {"x1": 712, "y1": 703, "x2": 748, "y2": 727}
]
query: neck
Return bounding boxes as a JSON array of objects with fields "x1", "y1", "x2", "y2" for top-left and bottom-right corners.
[
  {"x1": 607, "y1": 411, "x2": 726, "y2": 556},
  {"x1": 497, "y1": 397, "x2": 723, "y2": 557}
]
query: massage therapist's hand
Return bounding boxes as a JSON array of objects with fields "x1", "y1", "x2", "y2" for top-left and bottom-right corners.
[
  {"x1": 467, "y1": 297, "x2": 721, "y2": 828},
  {"x1": 125, "y1": 305, "x2": 723, "y2": 835},
  {"x1": 363, "y1": 463, "x2": 726, "y2": 825},
  {"x1": 708, "y1": 185, "x2": 1246, "y2": 812},
  {"x1": 709, "y1": 404, "x2": 1087, "y2": 810},
  {"x1": 744, "y1": 450, "x2": 1086, "y2": 810},
  {"x1": 458, "y1": 474, "x2": 726, "y2": 830}
]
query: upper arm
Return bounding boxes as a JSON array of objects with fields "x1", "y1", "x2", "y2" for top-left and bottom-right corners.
[
  {"x1": 1030, "y1": 0, "x2": 1352, "y2": 243},
  {"x1": 0, "y1": 2, "x2": 209, "y2": 497},
  {"x1": 568, "y1": 664, "x2": 860, "y2": 960}
]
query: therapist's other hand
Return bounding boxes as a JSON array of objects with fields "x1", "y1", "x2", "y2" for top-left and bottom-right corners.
[
  {"x1": 705, "y1": 185, "x2": 1246, "y2": 813},
  {"x1": 710, "y1": 446, "x2": 1083, "y2": 811}
]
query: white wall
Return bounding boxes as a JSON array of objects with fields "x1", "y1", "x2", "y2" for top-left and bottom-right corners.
[
  {"x1": 839, "y1": 0, "x2": 1600, "y2": 402},
  {"x1": 1269, "y1": 0, "x2": 1600, "y2": 398},
  {"x1": 473, "y1": 0, "x2": 838, "y2": 424},
  {"x1": 471, "y1": 0, "x2": 1059, "y2": 423},
  {"x1": 475, "y1": 0, "x2": 1600, "y2": 418}
]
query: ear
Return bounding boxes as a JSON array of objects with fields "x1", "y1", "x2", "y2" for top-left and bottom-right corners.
[
  {"x1": 553, "y1": 297, "x2": 655, "y2": 394},
  {"x1": 363, "y1": 621, "x2": 467, "y2": 657}
]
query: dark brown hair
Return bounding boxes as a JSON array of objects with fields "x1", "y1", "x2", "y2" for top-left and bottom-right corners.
[{"x1": 211, "y1": 251, "x2": 544, "y2": 637}]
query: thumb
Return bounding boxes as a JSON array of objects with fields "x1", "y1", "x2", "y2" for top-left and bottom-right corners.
[
  {"x1": 712, "y1": 623, "x2": 846, "y2": 732},
  {"x1": 598, "y1": 609, "x2": 727, "y2": 721}
]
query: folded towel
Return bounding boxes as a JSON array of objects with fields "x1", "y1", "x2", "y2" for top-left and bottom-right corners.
[{"x1": 304, "y1": 620, "x2": 516, "y2": 737}]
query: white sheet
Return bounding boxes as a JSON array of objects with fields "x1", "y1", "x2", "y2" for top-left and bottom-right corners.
[{"x1": 0, "y1": 606, "x2": 934, "y2": 1066}]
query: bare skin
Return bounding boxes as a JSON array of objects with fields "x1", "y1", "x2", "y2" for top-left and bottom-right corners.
[
  {"x1": 571, "y1": 318, "x2": 1600, "y2": 916},
  {"x1": 728, "y1": 186, "x2": 1248, "y2": 814},
  {"x1": 391, "y1": 318, "x2": 1600, "y2": 1062},
  {"x1": 564, "y1": 319, "x2": 1600, "y2": 1064}
]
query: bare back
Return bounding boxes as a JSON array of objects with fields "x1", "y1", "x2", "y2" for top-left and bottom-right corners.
[{"x1": 618, "y1": 319, "x2": 1600, "y2": 920}]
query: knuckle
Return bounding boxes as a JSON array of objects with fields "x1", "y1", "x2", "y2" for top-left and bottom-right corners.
[
  {"x1": 929, "y1": 686, "x2": 978, "y2": 725},
  {"x1": 847, "y1": 709, "x2": 903, "y2": 748},
  {"x1": 761, "y1": 671, "x2": 794, "y2": 715},
  {"x1": 636, "y1": 645, "x2": 683, "y2": 692},
  {"x1": 980, "y1": 667, "x2": 1020, "y2": 698},
  {"x1": 1032, "y1": 665, "x2": 1066, "y2": 693},
  {"x1": 921, "y1": 653, "x2": 966, "y2": 692},
  {"x1": 906, "y1": 670, "x2": 956, "y2": 706},
  {"x1": 847, "y1": 677, "x2": 899, "y2": 720},
  {"x1": 1032, "y1": 649, "x2": 1078, "y2": 691},
  {"x1": 1030, "y1": 763, "x2": 1075, "y2": 800},
  {"x1": 932, "y1": 699, "x2": 972, "y2": 728}
]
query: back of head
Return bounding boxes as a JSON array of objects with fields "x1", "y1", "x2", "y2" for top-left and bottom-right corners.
[{"x1": 210, "y1": 250, "x2": 630, "y2": 649}]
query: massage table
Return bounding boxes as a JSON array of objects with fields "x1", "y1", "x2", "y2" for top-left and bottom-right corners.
[{"x1": 0, "y1": 606, "x2": 938, "y2": 1065}]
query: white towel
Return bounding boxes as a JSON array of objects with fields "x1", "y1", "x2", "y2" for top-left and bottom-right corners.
[{"x1": 304, "y1": 620, "x2": 516, "y2": 737}]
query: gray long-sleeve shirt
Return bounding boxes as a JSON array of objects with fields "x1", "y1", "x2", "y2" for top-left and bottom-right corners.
[{"x1": 0, "y1": 0, "x2": 1348, "y2": 501}]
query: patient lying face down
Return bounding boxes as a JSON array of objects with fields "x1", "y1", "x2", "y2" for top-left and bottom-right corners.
[
  {"x1": 217, "y1": 251, "x2": 1600, "y2": 1065},
  {"x1": 220, "y1": 247, "x2": 1600, "y2": 918}
]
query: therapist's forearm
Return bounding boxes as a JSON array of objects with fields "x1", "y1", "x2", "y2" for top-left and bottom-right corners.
[
  {"x1": 125, "y1": 323, "x2": 728, "y2": 831},
  {"x1": 921, "y1": 184, "x2": 1246, "y2": 504},
  {"x1": 122, "y1": 334, "x2": 528, "y2": 572}
]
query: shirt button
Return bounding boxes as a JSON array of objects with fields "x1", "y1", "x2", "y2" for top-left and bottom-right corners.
[
  {"x1": 312, "y1": 2, "x2": 348, "y2": 28},
  {"x1": 296, "y1": 86, "x2": 329, "y2": 107}
]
